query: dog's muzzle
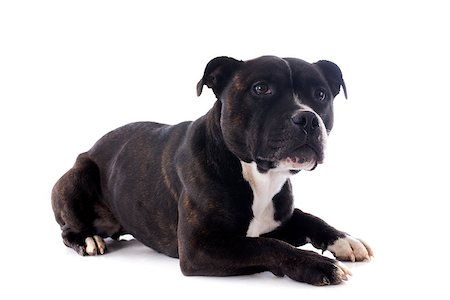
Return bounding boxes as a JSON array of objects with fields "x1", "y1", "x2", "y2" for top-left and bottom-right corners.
[{"x1": 282, "y1": 111, "x2": 326, "y2": 170}]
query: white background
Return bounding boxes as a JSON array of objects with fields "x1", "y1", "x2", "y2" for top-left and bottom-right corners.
[{"x1": 1, "y1": 0, "x2": 449, "y2": 299}]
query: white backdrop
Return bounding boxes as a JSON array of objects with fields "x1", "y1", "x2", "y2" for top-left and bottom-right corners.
[{"x1": 1, "y1": 1, "x2": 449, "y2": 299}]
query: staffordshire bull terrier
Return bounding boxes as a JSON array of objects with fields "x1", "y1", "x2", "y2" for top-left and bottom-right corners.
[{"x1": 52, "y1": 55, "x2": 373, "y2": 286}]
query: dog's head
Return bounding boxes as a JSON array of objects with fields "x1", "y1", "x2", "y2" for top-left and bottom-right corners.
[{"x1": 197, "y1": 55, "x2": 346, "y2": 173}]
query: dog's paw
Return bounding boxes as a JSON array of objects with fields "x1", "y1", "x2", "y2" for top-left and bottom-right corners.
[
  {"x1": 84, "y1": 235, "x2": 107, "y2": 256},
  {"x1": 327, "y1": 235, "x2": 373, "y2": 262},
  {"x1": 282, "y1": 251, "x2": 352, "y2": 286},
  {"x1": 314, "y1": 260, "x2": 352, "y2": 286}
]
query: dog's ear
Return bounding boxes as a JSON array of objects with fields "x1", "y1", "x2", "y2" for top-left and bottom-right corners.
[
  {"x1": 315, "y1": 60, "x2": 347, "y2": 99},
  {"x1": 197, "y1": 56, "x2": 243, "y2": 98}
]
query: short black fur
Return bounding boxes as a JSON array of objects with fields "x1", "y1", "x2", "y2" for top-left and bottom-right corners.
[{"x1": 52, "y1": 55, "x2": 368, "y2": 286}]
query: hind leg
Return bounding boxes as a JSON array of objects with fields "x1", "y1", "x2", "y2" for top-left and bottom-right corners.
[{"x1": 52, "y1": 153, "x2": 121, "y2": 256}]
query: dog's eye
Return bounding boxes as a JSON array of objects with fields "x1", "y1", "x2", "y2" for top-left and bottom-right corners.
[
  {"x1": 252, "y1": 82, "x2": 272, "y2": 96},
  {"x1": 314, "y1": 88, "x2": 328, "y2": 102}
]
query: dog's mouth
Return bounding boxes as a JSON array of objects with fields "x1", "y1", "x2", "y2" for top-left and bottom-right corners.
[
  {"x1": 280, "y1": 145, "x2": 321, "y2": 171},
  {"x1": 256, "y1": 145, "x2": 323, "y2": 173}
]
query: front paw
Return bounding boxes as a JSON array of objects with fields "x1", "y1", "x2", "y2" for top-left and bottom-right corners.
[
  {"x1": 282, "y1": 250, "x2": 352, "y2": 286},
  {"x1": 327, "y1": 235, "x2": 374, "y2": 262}
]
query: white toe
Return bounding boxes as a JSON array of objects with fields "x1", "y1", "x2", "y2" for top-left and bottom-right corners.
[
  {"x1": 336, "y1": 261, "x2": 352, "y2": 276},
  {"x1": 93, "y1": 235, "x2": 106, "y2": 255},
  {"x1": 85, "y1": 237, "x2": 97, "y2": 256},
  {"x1": 334, "y1": 261, "x2": 351, "y2": 282},
  {"x1": 328, "y1": 235, "x2": 373, "y2": 262}
]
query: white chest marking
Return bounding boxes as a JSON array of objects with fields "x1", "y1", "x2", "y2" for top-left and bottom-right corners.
[{"x1": 241, "y1": 161, "x2": 292, "y2": 237}]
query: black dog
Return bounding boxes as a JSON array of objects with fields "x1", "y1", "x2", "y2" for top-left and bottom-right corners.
[{"x1": 52, "y1": 55, "x2": 372, "y2": 286}]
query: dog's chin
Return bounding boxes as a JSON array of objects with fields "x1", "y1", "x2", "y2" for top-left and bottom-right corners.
[
  {"x1": 255, "y1": 146, "x2": 324, "y2": 173},
  {"x1": 278, "y1": 145, "x2": 322, "y2": 172},
  {"x1": 278, "y1": 157, "x2": 317, "y2": 171}
]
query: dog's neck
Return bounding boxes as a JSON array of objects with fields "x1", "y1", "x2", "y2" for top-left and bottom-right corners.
[
  {"x1": 201, "y1": 100, "x2": 244, "y2": 182},
  {"x1": 204, "y1": 101, "x2": 225, "y2": 150}
]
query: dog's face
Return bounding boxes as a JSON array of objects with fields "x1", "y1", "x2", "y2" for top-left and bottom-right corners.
[{"x1": 197, "y1": 56, "x2": 346, "y2": 173}]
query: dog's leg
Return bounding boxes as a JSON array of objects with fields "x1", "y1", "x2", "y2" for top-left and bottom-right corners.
[
  {"x1": 51, "y1": 153, "x2": 121, "y2": 256},
  {"x1": 179, "y1": 234, "x2": 351, "y2": 286},
  {"x1": 177, "y1": 201, "x2": 350, "y2": 286},
  {"x1": 264, "y1": 209, "x2": 373, "y2": 262}
]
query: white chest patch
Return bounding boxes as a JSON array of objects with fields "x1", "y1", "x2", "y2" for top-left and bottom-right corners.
[{"x1": 241, "y1": 161, "x2": 292, "y2": 237}]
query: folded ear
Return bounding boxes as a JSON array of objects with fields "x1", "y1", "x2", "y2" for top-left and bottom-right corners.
[
  {"x1": 315, "y1": 60, "x2": 347, "y2": 99},
  {"x1": 197, "y1": 56, "x2": 243, "y2": 98}
]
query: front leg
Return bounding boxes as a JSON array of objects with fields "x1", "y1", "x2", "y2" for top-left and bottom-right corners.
[
  {"x1": 264, "y1": 208, "x2": 373, "y2": 262},
  {"x1": 178, "y1": 194, "x2": 351, "y2": 286},
  {"x1": 179, "y1": 233, "x2": 352, "y2": 286}
]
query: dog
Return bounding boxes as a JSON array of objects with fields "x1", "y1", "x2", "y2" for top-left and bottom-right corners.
[{"x1": 52, "y1": 55, "x2": 373, "y2": 286}]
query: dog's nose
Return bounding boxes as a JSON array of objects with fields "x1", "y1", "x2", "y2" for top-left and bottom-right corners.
[{"x1": 291, "y1": 111, "x2": 320, "y2": 132}]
